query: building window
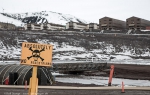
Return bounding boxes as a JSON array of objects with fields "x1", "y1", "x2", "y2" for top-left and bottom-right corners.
[
  {"x1": 109, "y1": 19, "x2": 112, "y2": 21},
  {"x1": 137, "y1": 19, "x2": 140, "y2": 21}
]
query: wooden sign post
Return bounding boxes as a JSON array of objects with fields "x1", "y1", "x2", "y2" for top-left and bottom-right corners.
[{"x1": 20, "y1": 42, "x2": 53, "y2": 95}]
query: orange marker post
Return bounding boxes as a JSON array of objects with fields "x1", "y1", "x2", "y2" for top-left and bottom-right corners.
[
  {"x1": 108, "y1": 65, "x2": 114, "y2": 86},
  {"x1": 121, "y1": 81, "x2": 125, "y2": 93}
]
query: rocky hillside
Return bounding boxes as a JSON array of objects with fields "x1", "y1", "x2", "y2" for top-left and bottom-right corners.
[{"x1": 0, "y1": 31, "x2": 150, "y2": 61}]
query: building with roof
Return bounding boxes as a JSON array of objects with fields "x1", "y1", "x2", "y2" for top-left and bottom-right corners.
[
  {"x1": 99, "y1": 17, "x2": 126, "y2": 30},
  {"x1": 126, "y1": 16, "x2": 150, "y2": 30},
  {"x1": 24, "y1": 23, "x2": 43, "y2": 30},
  {"x1": 87, "y1": 23, "x2": 99, "y2": 32},
  {"x1": 43, "y1": 23, "x2": 65, "y2": 30},
  {"x1": 87, "y1": 23, "x2": 99, "y2": 29},
  {"x1": 24, "y1": 23, "x2": 65, "y2": 31},
  {"x1": 66, "y1": 22, "x2": 88, "y2": 30}
]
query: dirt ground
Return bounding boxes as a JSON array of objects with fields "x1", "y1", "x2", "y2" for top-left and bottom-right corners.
[
  {"x1": 79, "y1": 63, "x2": 150, "y2": 80},
  {"x1": 107, "y1": 64, "x2": 150, "y2": 80},
  {"x1": 0, "y1": 88, "x2": 150, "y2": 95},
  {"x1": 53, "y1": 63, "x2": 150, "y2": 88},
  {"x1": 48, "y1": 64, "x2": 150, "y2": 95}
]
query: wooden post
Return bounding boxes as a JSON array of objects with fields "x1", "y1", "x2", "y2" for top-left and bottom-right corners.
[
  {"x1": 28, "y1": 66, "x2": 38, "y2": 95},
  {"x1": 108, "y1": 65, "x2": 114, "y2": 86},
  {"x1": 20, "y1": 42, "x2": 53, "y2": 95}
]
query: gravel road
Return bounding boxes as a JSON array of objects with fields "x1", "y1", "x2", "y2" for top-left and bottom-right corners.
[{"x1": 0, "y1": 88, "x2": 150, "y2": 95}]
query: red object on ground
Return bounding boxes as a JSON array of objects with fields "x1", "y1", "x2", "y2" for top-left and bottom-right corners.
[
  {"x1": 108, "y1": 65, "x2": 114, "y2": 86},
  {"x1": 5, "y1": 77, "x2": 9, "y2": 85},
  {"x1": 146, "y1": 26, "x2": 150, "y2": 30},
  {"x1": 121, "y1": 81, "x2": 125, "y2": 93}
]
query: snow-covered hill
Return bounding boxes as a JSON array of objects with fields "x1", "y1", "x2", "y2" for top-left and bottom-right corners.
[
  {"x1": 0, "y1": 11, "x2": 89, "y2": 26},
  {"x1": 0, "y1": 31, "x2": 150, "y2": 64},
  {"x1": 0, "y1": 14, "x2": 24, "y2": 26}
]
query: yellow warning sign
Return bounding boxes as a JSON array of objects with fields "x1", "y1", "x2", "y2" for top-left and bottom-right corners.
[{"x1": 20, "y1": 42, "x2": 53, "y2": 67}]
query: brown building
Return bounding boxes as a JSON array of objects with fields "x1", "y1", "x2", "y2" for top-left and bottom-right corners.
[
  {"x1": 0, "y1": 22, "x2": 16, "y2": 30},
  {"x1": 126, "y1": 16, "x2": 150, "y2": 30},
  {"x1": 99, "y1": 17, "x2": 126, "y2": 30}
]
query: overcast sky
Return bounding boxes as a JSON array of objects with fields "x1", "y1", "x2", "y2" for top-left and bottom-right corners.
[{"x1": 0, "y1": 0, "x2": 150, "y2": 23}]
